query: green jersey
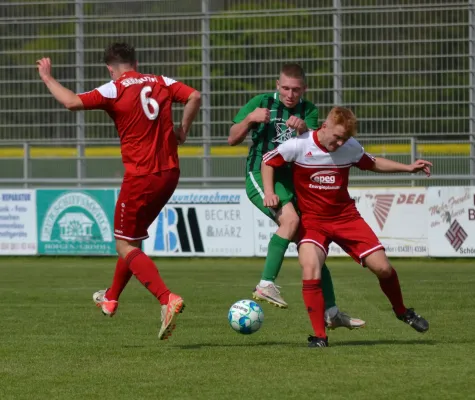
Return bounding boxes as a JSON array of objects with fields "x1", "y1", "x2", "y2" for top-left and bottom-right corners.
[{"x1": 232, "y1": 93, "x2": 319, "y2": 174}]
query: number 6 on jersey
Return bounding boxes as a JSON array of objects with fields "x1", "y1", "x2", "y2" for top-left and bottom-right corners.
[{"x1": 140, "y1": 86, "x2": 159, "y2": 120}]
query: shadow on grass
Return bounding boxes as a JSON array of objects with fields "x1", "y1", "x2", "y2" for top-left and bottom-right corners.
[
  {"x1": 169, "y1": 338, "x2": 438, "y2": 350},
  {"x1": 331, "y1": 339, "x2": 437, "y2": 347}
]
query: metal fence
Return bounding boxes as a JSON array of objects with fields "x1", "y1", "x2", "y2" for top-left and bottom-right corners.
[{"x1": 0, "y1": 0, "x2": 474, "y2": 186}]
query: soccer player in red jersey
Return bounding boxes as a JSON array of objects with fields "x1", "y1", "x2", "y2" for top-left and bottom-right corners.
[
  {"x1": 262, "y1": 107, "x2": 431, "y2": 348},
  {"x1": 37, "y1": 42, "x2": 201, "y2": 340}
]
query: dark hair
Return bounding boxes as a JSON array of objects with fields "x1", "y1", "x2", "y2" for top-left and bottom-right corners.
[
  {"x1": 280, "y1": 63, "x2": 306, "y2": 82},
  {"x1": 103, "y1": 42, "x2": 136, "y2": 65}
]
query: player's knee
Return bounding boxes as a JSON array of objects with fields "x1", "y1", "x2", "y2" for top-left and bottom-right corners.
[
  {"x1": 116, "y1": 239, "x2": 142, "y2": 259},
  {"x1": 300, "y1": 263, "x2": 322, "y2": 280},
  {"x1": 281, "y1": 214, "x2": 300, "y2": 236},
  {"x1": 378, "y1": 264, "x2": 393, "y2": 279},
  {"x1": 370, "y1": 262, "x2": 392, "y2": 279}
]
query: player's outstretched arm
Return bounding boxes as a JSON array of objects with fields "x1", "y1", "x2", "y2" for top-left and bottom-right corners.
[
  {"x1": 261, "y1": 161, "x2": 280, "y2": 208},
  {"x1": 176, "y1": 90, "x2": 201, "y2": 145},
  {"x1": 228, "y1": 108, "x2": 270, "y2": 146},
  {"x1": 36, "y1": 58, "x2": 84, "y2": 111},
  {"x1": 371, "y1": 157, "x2": 432, "y2": 177}
]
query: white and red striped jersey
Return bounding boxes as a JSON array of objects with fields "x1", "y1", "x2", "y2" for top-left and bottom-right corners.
[
  {"x1": 263, "y1": 130, "x2": 375, "y2": 220},
  {"x1": 78, "y1": 71, "x2": 195, "y2": 176}
]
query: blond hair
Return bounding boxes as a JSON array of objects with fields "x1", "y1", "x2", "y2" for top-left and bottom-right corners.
[{"x1": 327, "y1": 107, "x2": 357, "y2": 136}]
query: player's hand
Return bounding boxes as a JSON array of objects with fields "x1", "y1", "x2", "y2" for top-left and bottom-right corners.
[
  {"x1": 286, "y1": 116, "x2": 307, "y2": 134},
  {"x1": 175, "y1": 125, "x2": 187, "y2": 145},
  {"x1": 263, "y1": 193, "x2": 280, "y2": 208},
  {"x1": 250, "y1": 108, "x2": 270, "y2": 124},
  {"x1": 408, "y1": 159, "x2": 432, "y2": 177},
  {"x1": 36, "y1": 57, "x2": 52, "y2": 81}
]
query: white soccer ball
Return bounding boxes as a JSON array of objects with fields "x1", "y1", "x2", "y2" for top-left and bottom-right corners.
[{"x1": 228, "y1": 299, "x2": 264, "y2": 334}]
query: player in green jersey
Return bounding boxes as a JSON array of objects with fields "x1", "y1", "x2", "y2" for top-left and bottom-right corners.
[{"x1": 228, "y1": 63, "x2": 365, "y2": 329}]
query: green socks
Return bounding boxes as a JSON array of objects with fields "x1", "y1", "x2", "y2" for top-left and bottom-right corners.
[
  {"x1": 321, "y1": 263, "x2": 336, "y2": 309},
  {"x1": 261, "y1": 234, "x2": 290, "y2": 281}
]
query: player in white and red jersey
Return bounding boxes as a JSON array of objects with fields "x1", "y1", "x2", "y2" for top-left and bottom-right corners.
[
  {"x1": 37, "y1": 42, "x2": 201, "y2": 340},
  {"x1": 262, "y1": 106, "x2": 431, "y2": 348}
]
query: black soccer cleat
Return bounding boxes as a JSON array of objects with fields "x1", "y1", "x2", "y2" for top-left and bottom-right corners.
[
  {"x1": 307, "y1": 335, "x2": 329, "y2": 348},
  {"x1": 396, "y1": 308, "x2": 429, "y2": 333}
]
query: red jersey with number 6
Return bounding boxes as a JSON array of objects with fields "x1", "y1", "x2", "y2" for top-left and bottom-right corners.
[{"x1": 78, "y1": 71, "x2": 196, "y2": 176}]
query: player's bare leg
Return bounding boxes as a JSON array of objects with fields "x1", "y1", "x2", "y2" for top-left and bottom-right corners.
[
  {"x1": 298, "y1": 242, "x2": 328, "y2": 348},
  {"x1": 253, "y1": 202, "x2": 299, "y2": 308},
  {"x1": 364, "y1": 250, "x2": 429, "y2": 333},
  {"x1": 116, "y1": 239, "x2": 185, "y2": 340}
]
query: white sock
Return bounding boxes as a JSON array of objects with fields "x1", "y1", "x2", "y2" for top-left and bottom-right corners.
[
  {"x1": 259, "y1": 280, "x2": 274, "y2": 287},
  {"x1": 324, "y1": 305, "x2": 339, "y2": 319}
]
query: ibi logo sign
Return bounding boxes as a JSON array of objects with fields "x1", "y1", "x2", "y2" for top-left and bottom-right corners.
[{"x1": 153, "y1": 206, "x2": 204, "y2": 253}]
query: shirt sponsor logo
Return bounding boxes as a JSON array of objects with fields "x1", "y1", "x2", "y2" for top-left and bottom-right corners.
[{"x1": 308, "y1": 170, "x2": 340, "y2": 190}]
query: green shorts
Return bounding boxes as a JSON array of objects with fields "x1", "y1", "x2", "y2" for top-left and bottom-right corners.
[{"x1": 246, "y1": 170, "x2": 295, "y2": 221}]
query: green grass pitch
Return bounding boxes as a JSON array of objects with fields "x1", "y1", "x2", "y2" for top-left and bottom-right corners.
[{"x1": 0, "y1": 257, "x2": 474, "y2": 399}]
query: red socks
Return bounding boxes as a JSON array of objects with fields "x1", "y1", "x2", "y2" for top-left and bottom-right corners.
[
  {"x1": 125, "y1": 249, "x2": 171, "y2": 305},
  {"x1": 302, "y1": 279, "x2": 326, "y2": 338},
  {"x1": 378, "y1": 268, "x2": 406, "y2": 315},
  {"x1": 106, "y1": 257, "x2": 133, "y2": 301}
]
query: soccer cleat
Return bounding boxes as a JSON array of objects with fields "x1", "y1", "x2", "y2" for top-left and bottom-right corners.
[
  {"x1": 307, "y1": 335, "x2": 329, "y2": 348},
  {"x1": 325, "y1": 310, "x2": 366, "y2": 330},
  {"x1": 252, "y1": 283, "x2": 288, "y2": 308},
  {"x1": 396, "y1": 308, "x2": 429, "y2": 333},
  {"x1": 158, "y1": 293, "x2": 185, "y2": 340},
  {"x1": 92, "y1": 289, "x2": 118, "y2": 317}
]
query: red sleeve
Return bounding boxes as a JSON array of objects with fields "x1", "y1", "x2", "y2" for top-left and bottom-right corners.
[
  {"x1": 77, "y1": 81, "x2": 117, "y2": 110},
  {"x1": 77, "y1": 89, "x2": 109, "y2": 110},
  {"x1": 263, "y1": 149, "x2": 287, "y2": 168},
  {"x1": 168, "y1": 81, "x2": 196, "y2": 104},
  {"x1": 354, "y1": 152, "x2": 376, "y2": 170}
]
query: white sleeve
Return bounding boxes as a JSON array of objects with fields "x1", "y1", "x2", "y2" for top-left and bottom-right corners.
[
  {"x1": 277, "y1": 138, "x2": 299, "y2": 162},
  {"x1": 96, "y1": 81, "x2": 117, "y2": 98},
  {"x1": 161, "y1": 76, "x2": 178, "y2": 86},
  {"x1": 346, "y1": 138, "x2": 366, "y2": 163}
]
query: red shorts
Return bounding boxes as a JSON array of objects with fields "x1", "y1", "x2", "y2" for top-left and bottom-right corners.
[
  {"x1": 114, "y1": 168, "x2": 180, "y2": 241},
  {"x1": 298, "y1": 216, "x2": 384, "y2": 265}
]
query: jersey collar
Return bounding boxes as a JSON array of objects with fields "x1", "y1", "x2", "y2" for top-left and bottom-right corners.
[
  {"x1": 119, "y1": 70, "x2": 140, "y2": 80},
  {"x1": 312, "y1": 129, "x2": 329, "y2": 153}
]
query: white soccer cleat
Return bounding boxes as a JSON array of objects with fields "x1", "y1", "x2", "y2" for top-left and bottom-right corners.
[
  {"x1": 93, "y1": 289, "x2": 118, "y2": 317},
  {"x1": 252, "y1": 283, "x2": 288, "y2": 308},
  {"x1": 93, "y1": 289, "x2": 106, "y2": 304},
  {"x1": 325, "y1": 310, "x2": 365, "y2": 330}
]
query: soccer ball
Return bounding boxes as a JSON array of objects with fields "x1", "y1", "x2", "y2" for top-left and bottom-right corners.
[{"x1": 228, "y1": 299, "x2": 264, "y2": 334}]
